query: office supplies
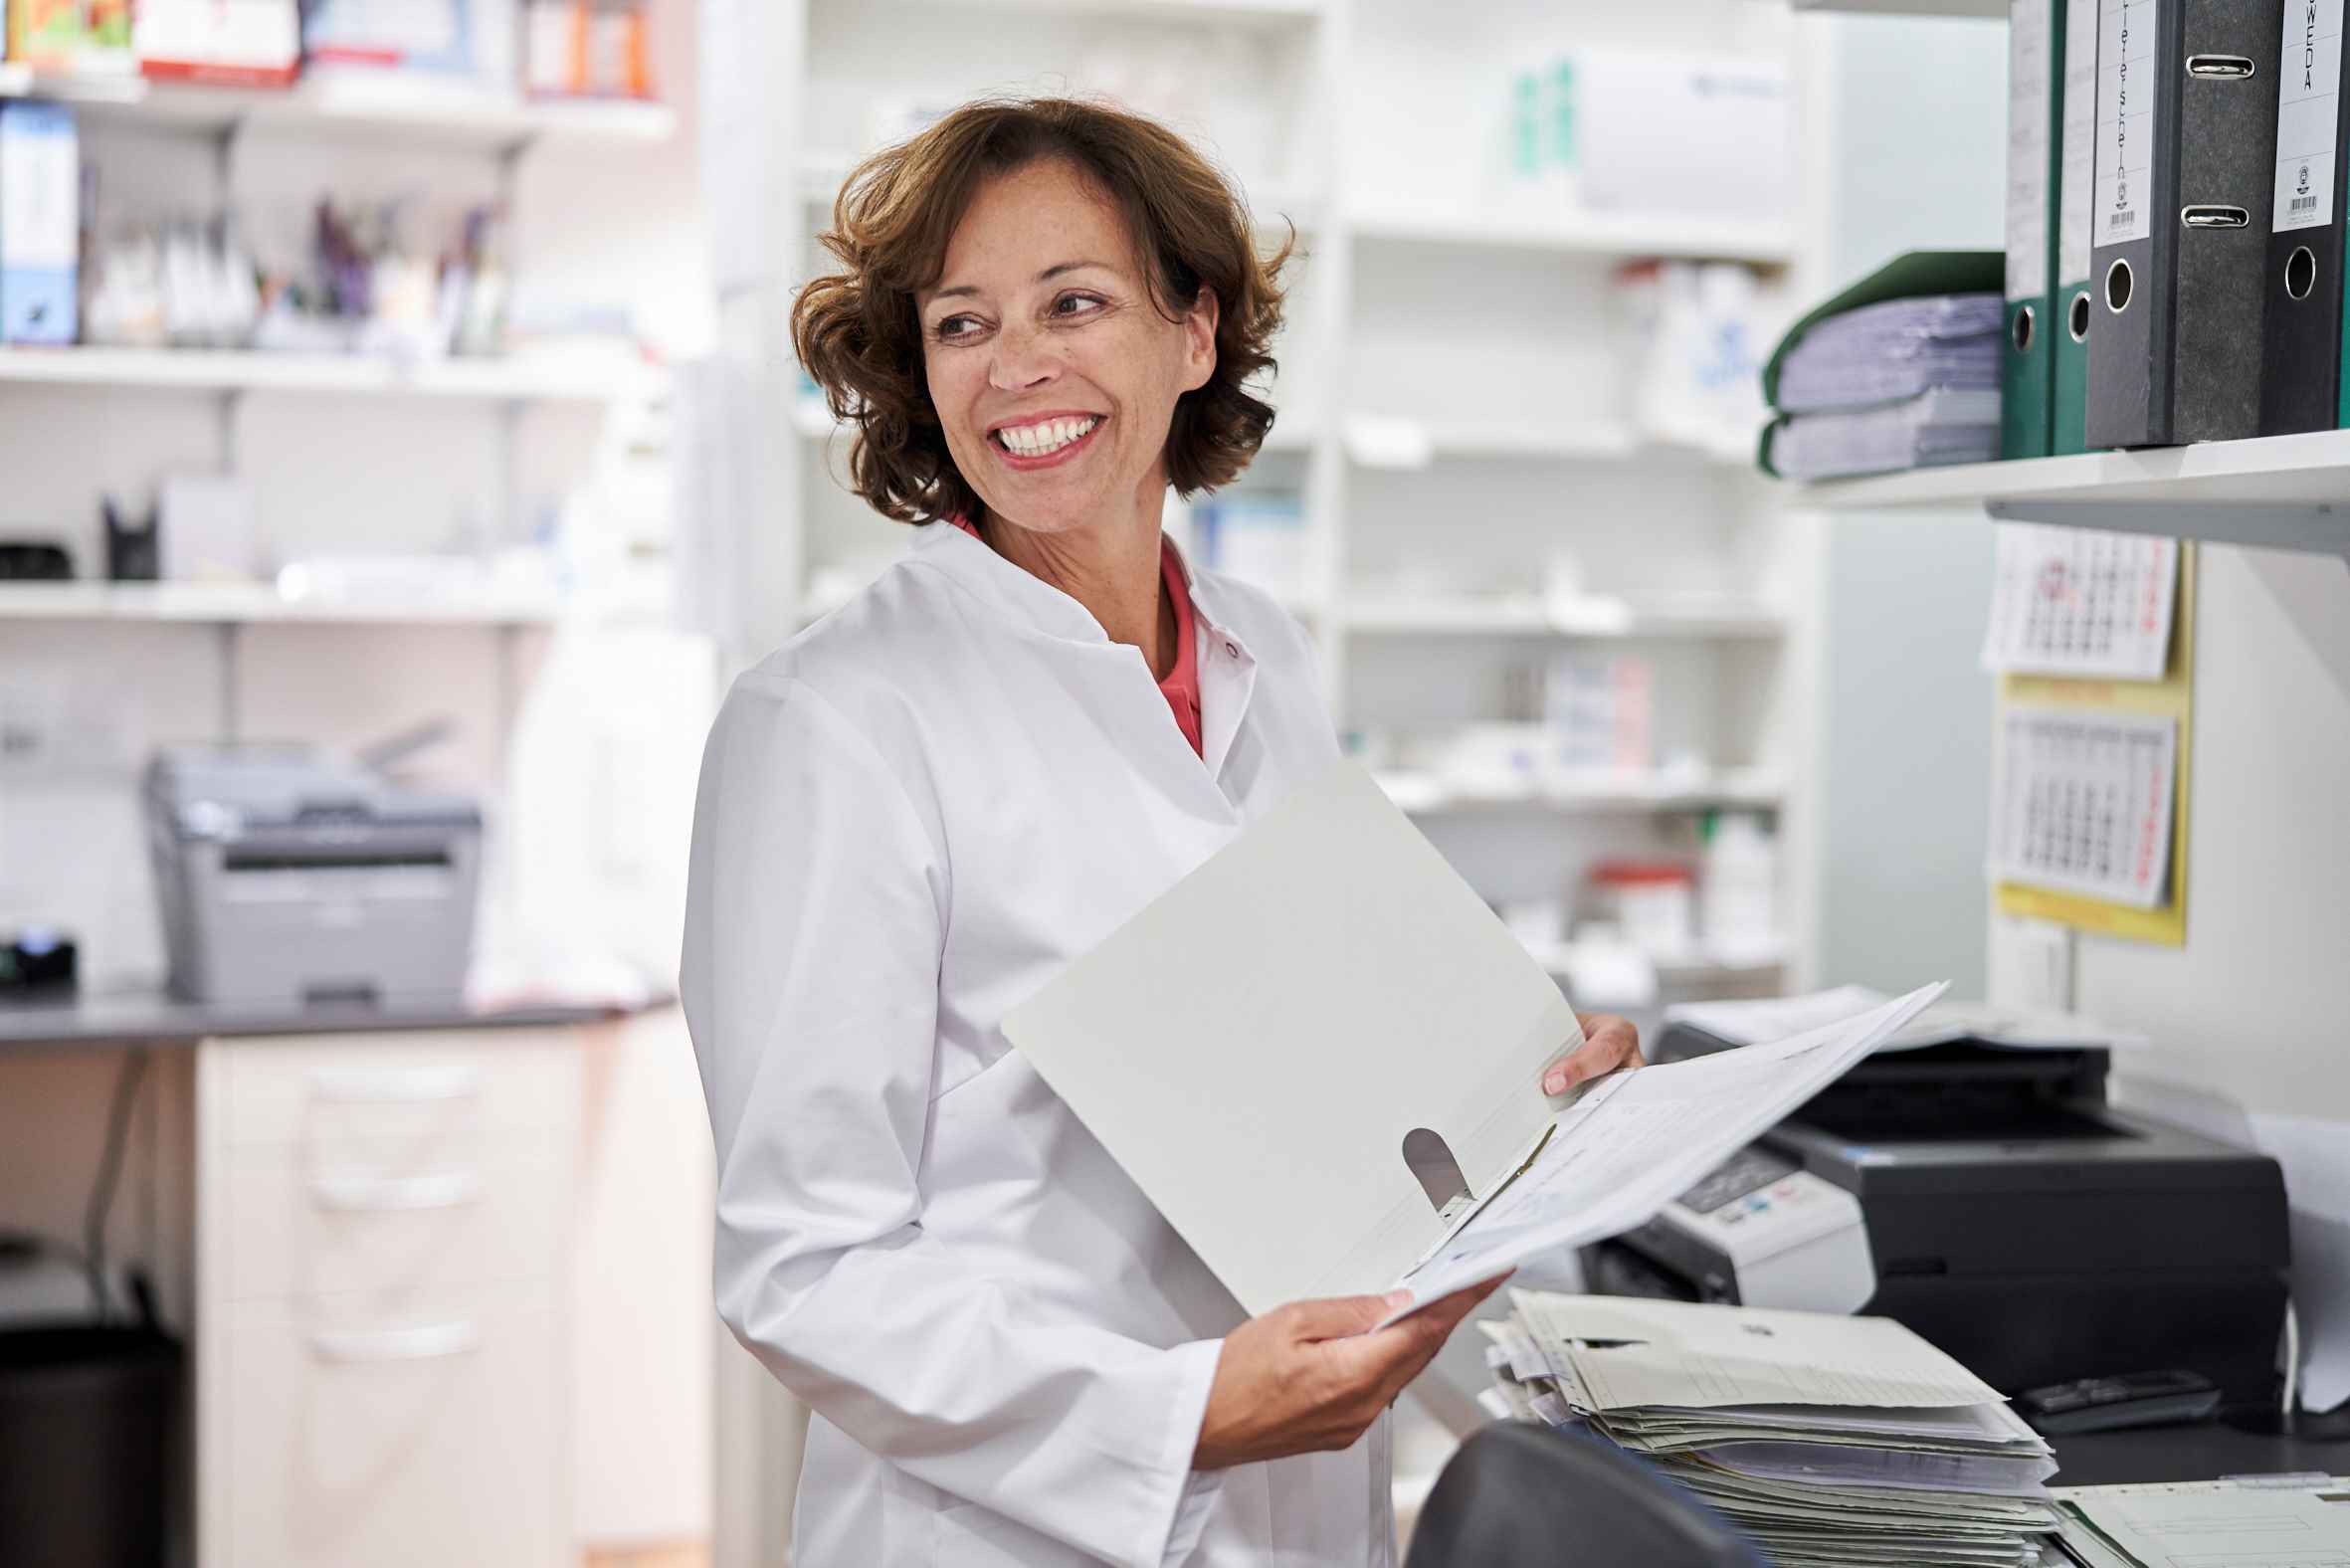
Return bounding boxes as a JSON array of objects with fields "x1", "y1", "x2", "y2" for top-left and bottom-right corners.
[
  {"x1": 100, "y1": 497, "x2": 158, "y2": 582},
  {"x1": 132, "y1": 0, "x2": 300, "y2": 87},
  {"x1": 1766, "y1": 388, "x2": 2003, "y2": 480},
  {"x1": 2056, "y1": 0, "x2": 2101, "y2": 450},
  {"x1": 1491, "y1": 1292, "x2": 2061, "y2": 1568},
  {"x1": 2087, "y1": 0, "x2": 2285, "y2": 448},
  {"x1": 2259, "y1": 0, "x2": 2350, "y2": 434},
  {"x1": 0, "y1": 541, "x2": 71, "y2": 580},
  {"x1": 143, "y1": 745, "x2": 484, "y2": 1006},
  {"x1": 2054, "y1": 1476, "x2": 2350, "y2": 1567},
  {"x1": 2006, "y1": 0, "x2": 2064, "y2": 460},
  {"x1": 1991, "y1": 705, "x2": 2178, "y2": 908},
  {"x1": 1759, "y1": 251, "x2": 2003, "y2": 459},
  {"x1": 1775, "y1": 294, "x2": 2006, "y2": 412},
  {"x1": 1646, "y1": 1011, "x2": 2291, "y2": 1401},
  {"x1": 0, "y1": 928, "x2": 77, "y2": 994},
  {"x1": 0, "y1": 102, "x2": 78, "y2": 346},
  {"x1": 1000, "y1": 759, "x2": 1944, "y2": 1322},
  {"x1": 1611, "y1": 1145, "x2": 1876, "y2": 1315},
  {"x1": 2018, "y1": 1368, "x2": 2222, "y2": 1433},
  {"x1": 1982, "y1": 523, "x2": 2178, "y2": 680}
]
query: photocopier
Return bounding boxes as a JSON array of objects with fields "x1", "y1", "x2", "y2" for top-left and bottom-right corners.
[{"x1": 1589, "y1": 1017, "x2": 2290, "y2": 1402}]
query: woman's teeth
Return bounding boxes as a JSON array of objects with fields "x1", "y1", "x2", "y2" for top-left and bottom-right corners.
[{"x1": 996, "y1": 416, "x2": 1100, "y2": 456}]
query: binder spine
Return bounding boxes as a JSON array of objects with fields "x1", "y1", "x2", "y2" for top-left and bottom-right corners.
[
  {"x1": 2260, "y1": 0, "x2": 2347, "y2": 435},
  {"x1": 2089, "y1": 0, "x2": 2178, "y2": 448},
  {"x1": 2172, "y1": 0, "x2": 2284, "y2": 442},
  {"x1": 2056, "y1": 0, "x2": 2101, "y2": 452},
  {"x1": 2006, "y1": 0, "x2": 2061, "y2": 459}
]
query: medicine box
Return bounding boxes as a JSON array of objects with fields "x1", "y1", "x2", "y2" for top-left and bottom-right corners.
[{"x1": 0, "y1": 102, "x2": 79, "y2": 346}]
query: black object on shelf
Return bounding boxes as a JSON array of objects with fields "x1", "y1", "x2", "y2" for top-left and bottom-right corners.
[
  {"x1": 101, "y1": 496, "x2": 159, "y2": 582},
  {"x1": 0, "y1": 540, "x2": 72, "y2": 580},
  {"x1": 0, "y1": 930, "x2": 78, "y2": 995},
  {"x1": 0, "y1": 1302, "x2": 181, "y2": 1567}
]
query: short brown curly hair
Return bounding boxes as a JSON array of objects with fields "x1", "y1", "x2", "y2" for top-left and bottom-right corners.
[{"x1": 792, "y1": 97, "x2": 1292, "y2": 526}]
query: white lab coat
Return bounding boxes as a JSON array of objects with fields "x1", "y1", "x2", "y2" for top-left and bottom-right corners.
[{"x1": 682, "y1": 520, "x2": 1392, "y2": 1567}]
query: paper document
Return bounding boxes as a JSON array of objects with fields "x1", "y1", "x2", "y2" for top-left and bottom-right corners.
[
  {"x1": 1666, "y1": 988, "x2": 2144, "y2": 1055},
  {"x1": 2056, "y1": 1478, "x2": 2350, "y2": 1568},
  {"x1": 1990, "y1": 706, "x2": 2178, "y2": 909},
  {"x1": 1385, "y1": 984, "x2": 1945, "y2": 1321},
  {"x1": 1983, "y1": 524, "x2": 2178, "y2": 681}
]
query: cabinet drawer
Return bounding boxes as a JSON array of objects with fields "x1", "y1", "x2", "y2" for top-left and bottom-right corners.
[
  {"x1": 221, "y1": 1136, "x2": 566, "y2": 1304},
  {"x1": 222, "y1": 1287, "x2": 564, "y2": 1568},
  {"x1": 219, "y1": 1032, "x2": 579, "y2": 1151}
]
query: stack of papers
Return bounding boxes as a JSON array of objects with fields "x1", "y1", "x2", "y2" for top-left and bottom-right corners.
[
  {"x1": 1484, "y1": 1292, "x2": 2061, "y2": 1568},
  {"x1": 1763, "y1": 292, "x2": 2005, "y2": 481},
  {"x1": 2050, "y1": 1476, "x2": 2350, "y2": 1567},
  {"x1": 1665, "y1": 986, "x2": 2146, "y2": 1056}
]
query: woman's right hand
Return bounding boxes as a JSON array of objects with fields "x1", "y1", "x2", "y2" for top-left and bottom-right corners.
[{"x1": 1191, "y1": 1276, "x2": 1509, "y2": 1470}]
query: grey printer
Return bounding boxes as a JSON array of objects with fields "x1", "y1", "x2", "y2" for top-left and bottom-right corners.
[
  {"x1": 144, "y1": 746, "x2": 483, "y2": 1007},
  {"x1": 1592, "y1": 1023, "x2": 2290, "y2": 1403}
]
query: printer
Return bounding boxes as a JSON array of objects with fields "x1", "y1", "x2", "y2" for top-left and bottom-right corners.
[
  {"x1": 1591, "y1": 1015, "x2": 2290, "y2": 1403},
  {"x1": 144, "y1": 746, "x2": 483, "y2": 1008}
]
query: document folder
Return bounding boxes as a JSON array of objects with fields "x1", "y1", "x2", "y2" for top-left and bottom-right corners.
[
  {"x1": 2258, "y1": 0, "x2": 2349, "y2": 434},
  {"x1": 2005, "y1": 0, "x2": 2063, "y2": 459},
  {"x1": 2087, "y1": 0, "x2": 2284, "y2": 449},
  {"x1": 2056, "y1": 0, "x2": 2101, "y2": 451},
  {"x1": 1003, "y1": 760, "x2": 1942, "y2": 1322}
]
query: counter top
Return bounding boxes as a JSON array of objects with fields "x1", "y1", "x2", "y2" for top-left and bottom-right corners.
[{"x1": 0, "y1": 988, "x2": 670, "y2": 1052}]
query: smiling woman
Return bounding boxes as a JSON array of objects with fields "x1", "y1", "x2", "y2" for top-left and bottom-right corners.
[{"x1": 685, "y1": 95, "x2": 1640, "y2": 1568}]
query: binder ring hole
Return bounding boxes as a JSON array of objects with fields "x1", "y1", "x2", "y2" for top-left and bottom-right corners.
[
  {"x1": 2105, "y1": 259, "x2": 2134, "y2": 314},
  {"x1": 1402, "y1": 1127, "x2": 1470, "y2": 1217},
  {"x1": 2185, "y1": 54, "x2": 2255, "y2": 79},
  {"x1": 2287, "y1": 245, "x2": 2317, "y2": 301},
  {"x1": 2068, "y1": 291, "x2": 2091, "y2": 342},
  {"x1": 2012, "y1": 304, "x2": 2036, "y2": 353}
]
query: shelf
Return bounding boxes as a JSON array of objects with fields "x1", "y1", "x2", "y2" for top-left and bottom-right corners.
[
  {"x1": 815, "y1": 0, "x2": 1324, "y2": 22},
  {"x1": 0, "y1": 65, "x2": 677, "y2": 151},
  {"x1": 1794, "y1": 431, "x2": 2350, "y2": 562},
  {"x1": 1373, "y1": 769, "x2": 1786, "y2": 816},
  {"x1": 1789, "y1": 0, "x2": 2003, "y2": 16},
  {"x1": 0, "y1": 581, "x2": 568, "y2": 627},
  {"x1": 1347, "y1": 595, "x2": 1786, "y2": 639},
  {"x1": 1349, "y1": 204, "x2": 1796, "y2": 265},
  {"x1": 797, "y1": 151, "x2": 1322, "y2": 231},
  {"x1": 1521, "y1": 936, "x2": 1790, "y2": 985},
  {"x1": 0, "y1": 346, "x2": 665, "y2": 402}
]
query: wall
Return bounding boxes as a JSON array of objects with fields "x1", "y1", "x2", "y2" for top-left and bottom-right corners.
[{"x1": 1811, "y1": 12, "x2": 2007, "y2": 995}]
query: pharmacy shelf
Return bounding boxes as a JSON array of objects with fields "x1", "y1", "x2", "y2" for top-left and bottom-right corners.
[
  {"x1": 0, "y1": 346, "x2": 665, "y2": 402},
  {"x1": 1348, "y1": 204, "x2": 1797, "y2": 265},
  {"x1": 1794, "y1": 431, "x2": 2350, "y2": 562},
  {"x1": 1373, "y1": 770, "x2": 1787, "y2": 816},
  {"x1": 1789, "y1": 0, "x2": 2002, "y2": 16},
  {"x1": 0, "y1": 581, "x2": 568, "y2": 627},
  {"x1": 795, "y1": 151, "x2": 1322, "y2": 231},
  {"x1": 1521, "y1": 937, "x2": 1791, "y2": 985},
  {"x1": 0, "y1": 65, "x2": 676, "y2": 151},
  {"x1": 1346, "y1": 596, "x2": 1787, "y2": 639},
  {"x1": 865, "y1": 0, "x2": 1324, "y2": 22}
]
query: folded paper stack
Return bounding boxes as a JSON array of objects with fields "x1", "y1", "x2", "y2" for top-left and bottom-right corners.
[{"x1": 1482, "y1": 1292, "x2": 2061, "y2": 1568}]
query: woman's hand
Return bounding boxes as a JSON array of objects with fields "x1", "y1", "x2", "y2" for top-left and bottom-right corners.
[
  {"x1": 1192, "y1": 1276, "x2": 1509, "y2": 1470},
  {"x1": 1542, "y1": 1012, "x2": 1644, "y2": 1096}
]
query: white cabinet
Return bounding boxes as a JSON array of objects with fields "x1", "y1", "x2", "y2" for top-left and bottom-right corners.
[{"x1": 195, "y1": 1029, "x2": 582, "y2": 1568}]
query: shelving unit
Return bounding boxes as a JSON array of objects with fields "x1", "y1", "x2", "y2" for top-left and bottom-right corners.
[
  {"x1": 0, "y1": 580, "x2": 570, "y2": 627},
  {"x1": 1788, "y1": 0, "x2": 2001, "y2": 16},
  {"x1": 1375, "y1": 768, "x2": 1787, "y2": 816},
  {"x1": 1797, "y1": 433, "x2": 2350, "y2": 564},
  {"x1": 0, "y1": 346, "x2": 664, "y2": 402},
  {"x1": 1348, "y1": 204, "x2": 1796, "y2": 264},
  {"x1": 1345, "y1": 595, "x2": 1787, "y2": 639}
]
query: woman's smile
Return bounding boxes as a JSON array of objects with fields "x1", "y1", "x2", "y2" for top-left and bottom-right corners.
[{"x1": 987, "y1": 410, "x2": 1108, "y2": 469}]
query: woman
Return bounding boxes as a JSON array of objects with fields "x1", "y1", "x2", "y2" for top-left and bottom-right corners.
[{"x1": 681, "y1": 97, "x2": 1642, "y2": 1567}]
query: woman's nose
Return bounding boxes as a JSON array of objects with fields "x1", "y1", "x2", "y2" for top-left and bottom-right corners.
[{"x1": 989, "y1": 323, "x2": 1061, "y2": 393}]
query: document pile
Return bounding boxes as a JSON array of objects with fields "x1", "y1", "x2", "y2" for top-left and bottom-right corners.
[
  {"x1": 1766, "y1": 294, "x2": 2006, "y2": 481},
  {"x1": 1483, "y1": 1292, "x2": 2061, "y2": 1568}
]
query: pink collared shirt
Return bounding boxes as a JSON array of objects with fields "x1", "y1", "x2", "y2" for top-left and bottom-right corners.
[{"x1": 947, "y1": 516, "x2": 1203, "y2": 759}]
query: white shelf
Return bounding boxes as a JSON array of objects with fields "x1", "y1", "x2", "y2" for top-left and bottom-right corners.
[
  {"x1": 0, "y1": 346, "x2": 664, "y2": 402},
  {"x1": 796, "y1": 151, "x2": 1322, "y2": 231},
  {"x1": 834, "y1": 0, "x2": 1324, "y2": 22},
  {"x1": 0, "y1": 65, "x2": 676, "y2": 150},
  {"x1": 1789, "y1": 0, "x2": 2003, "y2": 16},
  {"x1": 1521, "y1": 936, "x2": 1791, "y2": 984},
  {"x1": 1794, "y1": 432, "x2": 2350, "y2": 560},
  {"x1": 0, "y1": 581, "x2": 568, "y2": 627},
  {"x1": 1373, "y1": 769, "x2": 1787, "y2": 816},
  {"x1": 1347, "y1": 595, "x2": 1787, "y2": 639},
  {"x1": 1349, "y1": 204, "x2": 1796, "y2": 265}
]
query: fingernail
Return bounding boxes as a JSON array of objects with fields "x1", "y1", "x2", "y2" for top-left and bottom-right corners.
[
  {"x1": 1543, "y1": 1070, "x2": 1566, "y2": 1093},
  {"x1": 1384, "y1": 1289, "x2": 1413, "y2": 1308}
]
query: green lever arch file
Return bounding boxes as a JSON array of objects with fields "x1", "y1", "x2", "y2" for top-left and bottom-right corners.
[{"x1": 2004, "y1": 0, "x2": 2063, "y2": 460}]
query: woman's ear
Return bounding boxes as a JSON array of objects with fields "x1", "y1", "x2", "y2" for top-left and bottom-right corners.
[{"x1": 1181, "y1": 288, "x2": 1220, "y2": 392}]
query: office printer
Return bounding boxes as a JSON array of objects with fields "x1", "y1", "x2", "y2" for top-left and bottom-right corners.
[
  {"x1": 1591, "y1": 1017, "x2": 2290, "y2": 1402},
  {"x1": 144, "y1": 746, "x2": 483, "y2": 1007}
]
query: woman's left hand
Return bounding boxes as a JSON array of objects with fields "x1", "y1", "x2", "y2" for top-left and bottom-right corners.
[{"x1": 1542, "y1": 1013, "x2": 1644, "y2": 1096}]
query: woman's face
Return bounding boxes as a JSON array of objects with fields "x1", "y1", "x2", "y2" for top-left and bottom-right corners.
[{"x1": 918, "y1": 158, "x2": 1218, "y2": 539}]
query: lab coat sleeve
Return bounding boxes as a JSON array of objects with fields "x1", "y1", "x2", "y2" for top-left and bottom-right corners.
[{"x1": 681, "y1": 674, "x2": 1225, "y2": 1568}]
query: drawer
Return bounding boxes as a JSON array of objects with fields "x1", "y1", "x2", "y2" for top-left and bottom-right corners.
[
  {"x1": 218, "y1": 1032, "x2": 580, "y2": 1151},
  {"x1": 221, "y1": 1286, "x2": 564, "y2": 1568},
  {"x1": 221, "y1": 1135, "x2": 566, "y2": 1304}
]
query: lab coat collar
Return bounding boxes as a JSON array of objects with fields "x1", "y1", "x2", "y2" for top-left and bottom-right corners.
[{"x1": 909, "y1": 519, "x2": 1258, "y2": 667}]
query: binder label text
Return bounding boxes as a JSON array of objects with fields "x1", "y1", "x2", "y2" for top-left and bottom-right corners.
[
  {"x1": 2096, "y1": 0, "x2": 2161, "y2": 247},
  {"x1": 2273, "y1": 0, "x2": 2343, "y2": 233}
]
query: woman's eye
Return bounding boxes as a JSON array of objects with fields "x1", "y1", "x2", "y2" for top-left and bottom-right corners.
[
  {"x1": 1052, "y1": 293, "x2": 1104, "y2": 319},
  {"x1": 933, "y1": 314, "x2": 982, "y2": 342}
]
